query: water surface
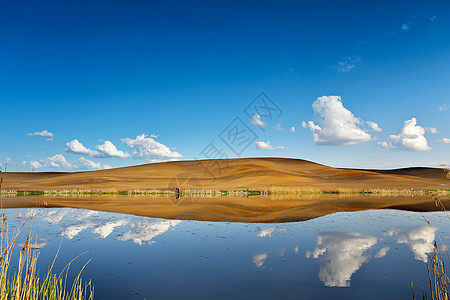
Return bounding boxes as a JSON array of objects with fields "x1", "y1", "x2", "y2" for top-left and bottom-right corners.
[{"x1": 5, "y1": 206, "x2": 450, "y2": 299}]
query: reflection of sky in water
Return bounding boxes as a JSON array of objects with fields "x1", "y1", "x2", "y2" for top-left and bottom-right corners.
[
  {"x1": 306, "y1": 232, "x2": 378, "y2": 287},
  {"x1": 384, "y1": 226, "x2": 436, "y2": 262},
  {"x1": 5, "y1": 208, "x2": 450, "y2": 299}
]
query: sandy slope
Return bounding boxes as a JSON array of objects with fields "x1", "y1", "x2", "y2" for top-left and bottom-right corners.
[{"x1": 1, "y1": 158, "x2": 448, "y2": 191}]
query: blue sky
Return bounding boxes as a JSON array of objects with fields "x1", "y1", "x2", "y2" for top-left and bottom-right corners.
[{"x1": 1, "y1": 0, "x2": 449, "y2": 172}]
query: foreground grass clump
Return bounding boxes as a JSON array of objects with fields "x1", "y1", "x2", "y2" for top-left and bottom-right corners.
[{"x1": 0, "y1": 213, "x2": 94, "y2": 300}]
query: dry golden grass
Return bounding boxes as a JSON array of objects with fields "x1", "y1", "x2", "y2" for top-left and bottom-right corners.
[{"x1": 1, "y1": 158, "x2": 449, "y2": 192}]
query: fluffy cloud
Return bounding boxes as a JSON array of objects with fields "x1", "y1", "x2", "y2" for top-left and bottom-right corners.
[
  {"x1": 306, "y1": 232, "x2": 378, "y2": 287},
  {"x1": 337, "y1": 56, "x2": 361, "y2": 72},
  {"x1": 66, "y1": 140, "x2": 101, "y2": 157},
  {"x1": 45, "y1": 154, "x2": 77, "y2": 169},
  {"x1": 251, "y1": 113, "x2": 266, "y2": 127},
  {"x1": 367, "y1": 121, "x2": 382, "y2": 132},
  {"x1": 401, "y1": 22, "x2": 411, "y2": 30},
  {"x1": 302, "y1": 96, "x2": 372, "y2": 145},
  {"x1": 27, "y1": 130, "x2": 54, "y2": 141},
  {"x1": 384, "y1": 226, "x2": 435, "y2": 262},
  {"x1": 95, "y1": 141, "x2": 131, "y2": 158},
  {"x1": 437, "y1": 138, "x2": 450, "y2": 144},
  {"x1": 121, "y1": 134, "x2": 182, "y2": 161},
  {"x1": 255, "y1": 141, "x2": 284, "y2": 150},
  {"x1": 66, "y1": 140, "x2": 130, "y2": 159},
  {"x1": 378, "y1": 118, "x2": 431, "y2": 151},
  {"x1": 25, "y1": 154, "x2": 109, "y2": 170},
  {"x1": 78, "y1": 157, "x2": 102, "y2": 169},
  {"x1": 290, "y1": 126, "x2": 295, "y2": 133}
]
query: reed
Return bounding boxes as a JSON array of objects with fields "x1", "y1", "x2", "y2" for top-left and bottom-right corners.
[
  {"x1": 0, "y1": 170, "x2": 93, "y2": 299},
  {"x1": 0, "y1": 213, "x2": 94, "y2": 299}
]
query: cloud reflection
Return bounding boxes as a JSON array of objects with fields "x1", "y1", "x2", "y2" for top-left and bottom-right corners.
[
  {"x1": 118, "y1": 219, "x2": 181, "y2": 245},
  {"x1": 306, "y1": 232, "x2": 378, "y2": 287},
  {"x1": 92, "y1": 219, "x2": 129, "y2": 238},
  {"x1": 256, "y1": 227, "x2": 286, "y2": 237},
  {"x1": 384, "y1": 226, "x2": 436, "y2": 262},
  {"x1": 61, "y1": 221, "x2": 98, "y2": 239},
  {"x1": 252, "y1": 253, "x2": 269, "y2": 268}
]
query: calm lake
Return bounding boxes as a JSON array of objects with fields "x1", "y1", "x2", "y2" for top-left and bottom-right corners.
[{"x1": 4, "y1": 205, "x2": 450, "y2": 299}]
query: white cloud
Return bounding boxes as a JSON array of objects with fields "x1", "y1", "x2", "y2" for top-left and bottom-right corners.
[
  {"x1": 425, "y1": 127, "x2": 439, "y2": 134},
  {"x1": 66, "y1": 140, "x2": 101, "y2": 157},
  {"x1": 66, "y1": 139, "x2": 130, "y2": 159},
  {"x1": 250, "y1": 113, "x2": 266, "y2": 127},
  {"x1": 401, "y1": 22, "x2": 411, "y2": 30},
  {"x1": 27, "y1": 130, "x2": 54, "y2": 141},
  {"x1": 256, "y1": 227, "x2": 286, "y2": 238},
  {"x1": 306, "y1": 232, "x2": 378, "y2": 287},
  {"x1": 378, "y1": 118, "x2": 431, "y2": 151},
  {"x1": 255, "y1": 141, "x2": 284, "y2": 150},
  {"x1": 121, "y1": 134, "x2": 183, "y2": 161},
  {"x1": 384, "y1": 226, "x2": 435, "y2": 263},
  {"x1": 274, "y1": 123, "x2": 283, "y2": 131},
  {"x1": 103, "y1": 164, "x2": 113, "y2": 169},
  {"x1": 78, "y1": 157, "x2": 102, "y2": 169},
  {"x1": 290, "y1": 126, "x2": 295, "y2": 133},
  {"x1": 439, "y1": 104, "x2": 448, "y2": 112},
  {"x1": 44, "y1": 154, "x2": 77, "y2": 169},
  {"x1": 336, "y1": 56, "x2": 361, "y2": 72},
  {"x1": 29, "y1": 161, "x2": 43, "y2": 169},
  {"x1": 27, "y1": 155, "x2": 109, "y2": 170},
  {"x1": 252, "y1": 253, "x2": 269, "y2": 268},
  {"x1": 302, "y1": 96, "x2": 372, "y2": 145},
  {"x1": 367, "y1": 121, "x2": 382, "y2": 132},
  {"x1": 95, "y1": 141, "x2": 130, "y2": 158},
  {"x1": 431, "y1": 16, "x2": 437, "y2": 21},
  {"x1": 437, "y1": 138, "x2": 450, "y2": 144},
  {"x1": 118, "y1": 219, "x2": 181, "y2": 245}
]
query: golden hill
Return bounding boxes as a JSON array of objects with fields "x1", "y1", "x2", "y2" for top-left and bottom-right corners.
[{"x1": 1, "y1": 157, "x2": 448, "y2": 191}]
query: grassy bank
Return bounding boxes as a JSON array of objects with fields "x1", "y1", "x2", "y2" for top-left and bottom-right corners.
[{"x1": 0, "y1": 187, "x2": 448, "y2": 197}]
